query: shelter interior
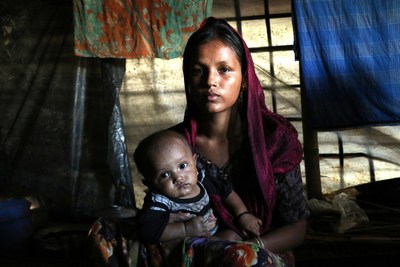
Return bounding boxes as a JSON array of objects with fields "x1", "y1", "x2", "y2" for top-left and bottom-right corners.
[{"x1": 1, "y1": 0, "x2": 400, "y2": 266}]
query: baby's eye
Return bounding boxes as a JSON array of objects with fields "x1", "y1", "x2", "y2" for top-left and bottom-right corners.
[
  {"x1": 160, "y1": 172, "x2": 170, "y2": 179},
  {"x1": 179, "y1": 162, "x2": 189, "y2": 170}
]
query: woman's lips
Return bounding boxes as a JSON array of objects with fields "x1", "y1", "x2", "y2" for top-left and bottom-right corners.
[{"x1": 207, "y1": 92, "x2": 219, "y2": 101}]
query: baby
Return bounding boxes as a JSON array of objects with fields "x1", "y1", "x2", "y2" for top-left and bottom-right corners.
[{"x1": 134, "y1": 129, "x2": 261, "y2": 244}]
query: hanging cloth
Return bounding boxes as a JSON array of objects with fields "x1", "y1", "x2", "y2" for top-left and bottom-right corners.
[
  {"x1": 292, "y1": 0, "x2": 400, "y2": 130},
  {"x1": 73, "y1": 0, "x2": 213, "y2": 59}
]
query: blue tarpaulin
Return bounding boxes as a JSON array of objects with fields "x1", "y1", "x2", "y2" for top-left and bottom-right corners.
[{"x1": 292, "y1": 0, "x2": 400, "y2": 130}]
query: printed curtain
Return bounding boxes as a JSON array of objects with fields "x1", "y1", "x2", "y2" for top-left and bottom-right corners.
[{"x1": 73, "y1": 0, "x2": 213, "y2": 59}]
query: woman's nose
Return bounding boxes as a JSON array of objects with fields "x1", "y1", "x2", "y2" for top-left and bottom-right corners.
[{"x1": 207, "y1": 70, "x2": 218, "y2": 88}]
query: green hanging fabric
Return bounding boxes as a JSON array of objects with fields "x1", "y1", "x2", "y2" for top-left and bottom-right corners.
[{"x1": 73, "y1": 0, "x2": 213, "y2": 59}]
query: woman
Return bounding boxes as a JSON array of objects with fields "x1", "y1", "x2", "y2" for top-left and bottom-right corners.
[
  {"x1": 170, "y1": 16, "x2": 309, "y2": 265},
  {"x1": 89, "y1": 17, "x2": 309, "y2": 267}
]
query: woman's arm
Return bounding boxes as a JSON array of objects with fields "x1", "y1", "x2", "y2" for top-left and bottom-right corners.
[
  {"x1": 259, "y1": 219, "x2": 307, "y2": 253},
  {"x1": 260, "y1": 166, "x2": 309, "y2": 252}
]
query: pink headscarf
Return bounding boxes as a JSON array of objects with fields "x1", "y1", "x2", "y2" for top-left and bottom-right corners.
[{"x1": 175, "y1": 17, "x2": 303, "y2": 231}]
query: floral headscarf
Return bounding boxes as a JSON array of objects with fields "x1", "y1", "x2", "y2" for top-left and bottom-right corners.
[{"x1": 174, "y1": 17, "x2": 303, "y2": 230}]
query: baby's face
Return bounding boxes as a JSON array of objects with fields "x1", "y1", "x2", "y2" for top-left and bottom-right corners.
[{"x1": 147, "y1": 138, "x2": 199, "y2": 199}]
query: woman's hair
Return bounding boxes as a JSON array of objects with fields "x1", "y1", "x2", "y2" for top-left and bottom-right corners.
[{"x1": 182, "y1": 17, "x2": 247, "y2": 85}]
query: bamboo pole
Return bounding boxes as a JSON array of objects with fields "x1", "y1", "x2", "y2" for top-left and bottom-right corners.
[{"x1": 300, "y1": 67, "x2": 323, "y2": 200}]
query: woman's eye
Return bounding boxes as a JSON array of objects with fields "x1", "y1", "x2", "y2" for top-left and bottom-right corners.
[
  {"x1": 220, "y1": 67, "x2": 230, "y2": 73},
  {"x1": 191, "y1": 67, "x2": 204, "y2": 76},
  {"x1": 179, "y1": 162, "x2": 188, "y2": 170}
]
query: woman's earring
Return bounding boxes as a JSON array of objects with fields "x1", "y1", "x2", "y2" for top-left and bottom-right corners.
[
  {"x1": 187, "y1": 86, "x2": 191, "y2": 94},
  {"x1": 238, "y1": 90, "x2": 244, "y2": 111},
  {"x1": 239, "y1": 87, "x2": 247, "y2": 113}
]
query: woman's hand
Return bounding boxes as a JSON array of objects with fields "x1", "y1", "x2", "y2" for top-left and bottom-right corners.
[
  {"x1": 169, "y1": 212, "x2": 217, "y2": 237},
  {"x1": 184, "y1": 216, "x2": 212, "y2": 237},
  {"x1": 161, "y1": 214, "x2": 212, "y2": 241},
  {"x1": 169, "y1": 212, "x2": 194, "y2": 223}
]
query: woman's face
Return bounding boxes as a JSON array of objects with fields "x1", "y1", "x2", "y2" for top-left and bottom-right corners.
[{"x1": 188, "y1": 39, "x2": 243, "y2": 115}]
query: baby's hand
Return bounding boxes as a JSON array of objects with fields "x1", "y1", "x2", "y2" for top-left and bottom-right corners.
[
  {"x1": 237, "y1": 213, "x2": 262, "y2": 237},
  {"x1": 184, "y1": 216, "x2": 211, "y2": 237},
  {"x1": 204, "y1": 212, "x2": 217, "y2": 232}
]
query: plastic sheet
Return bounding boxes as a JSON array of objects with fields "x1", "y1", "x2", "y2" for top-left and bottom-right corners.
[
  {"x1": 1, "y1": 0, "x2": 134, "y2": 218},
  {"x1": 332, "y1": 192, "x2": 369, "y2": 234}
]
